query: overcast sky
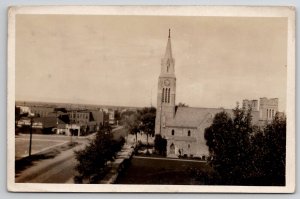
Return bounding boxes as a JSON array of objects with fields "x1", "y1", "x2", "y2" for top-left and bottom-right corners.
[{"x1": 16, "y1": 15, "x2": 287, "y2": 111}]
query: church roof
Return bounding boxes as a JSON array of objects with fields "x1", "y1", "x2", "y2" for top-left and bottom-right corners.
[
  {"x1": 167, "y1": 107, "x2": 233, "y2": 128},
  {"x1": 167, "y1": 106, "x2": 260, "y2": 128}
]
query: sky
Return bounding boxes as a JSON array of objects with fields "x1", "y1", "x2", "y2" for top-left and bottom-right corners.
[{"x1": 15, "y1": 15, "x2": 287, "y2": 111}]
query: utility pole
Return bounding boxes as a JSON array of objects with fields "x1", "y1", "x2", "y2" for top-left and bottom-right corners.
[{"x1": 28, "y1": 117, "x2": 33, "y2": 156}]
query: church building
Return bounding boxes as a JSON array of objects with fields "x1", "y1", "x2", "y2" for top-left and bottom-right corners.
[{"x1": 154, "y1": 30, "x2": 280, "y2": 158}]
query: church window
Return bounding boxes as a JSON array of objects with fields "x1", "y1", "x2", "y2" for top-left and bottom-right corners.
[
  {"x1": 171, "y1": 129, "x2": 175, "y2": 136},
  {"x1": 165, "y1": 88, "x2": 168, "y2": 103},
  {"x1": 167, "y1": 88, "x2": 170, "y2": 103},
  {"x1": 267, "y1": 109, "x2": 269, "y2": 118},
  {"x1": 188, "y1": 130, "x2": 191, "y2": 136},
  {"x1": 188, "y1": 144, "x2": 190, "y2": 149},
  {"x1": 272, "y1": 109, "x2": 274, "y2": 117},
  {"x1": 162, "y1": 88, "x2": 165, "y2": 102}
]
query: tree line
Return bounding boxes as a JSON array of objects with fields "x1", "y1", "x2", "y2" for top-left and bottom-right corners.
[{"x1": 204, "y1": 105, "x2": 286, "y2": 185}]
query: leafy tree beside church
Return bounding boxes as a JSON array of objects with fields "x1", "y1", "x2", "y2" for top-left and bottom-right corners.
[
  {"x1": 122, "y1": 107, "x2": 156, "y2": 144},
  {"x1": 248, "y1": 114, "x2": 286, "y2": 185},
  {"x1": 204, "y1": 105, "x2": 286, "y2": 185}
]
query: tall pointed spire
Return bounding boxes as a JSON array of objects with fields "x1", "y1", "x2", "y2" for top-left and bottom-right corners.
[
  {"x1": 164, "y1": 28, "x2": 173, "y2": 59},
  {"x1": 160, "y1": 29, "x2": 175, "y2": 76}
]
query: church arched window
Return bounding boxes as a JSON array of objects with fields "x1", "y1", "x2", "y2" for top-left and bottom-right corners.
[
  {"x1": 162, "y1": 88, "x2": 165, "y2": 102},
  {"x1": 171, "y1": 129, "x2": 175, "y2": 136},
  {"x1": 188, "y1": 130, "x2": 191, "y2": 136},
  {"x1": 168, "y1": 88, "x2": 170, "y2": 103},
  {"x1": 272, "y1": 109, "x2": 274, "y2": 118},
  {"x1": 165, "y1": 88, "x2": 168, "y2": 103}
]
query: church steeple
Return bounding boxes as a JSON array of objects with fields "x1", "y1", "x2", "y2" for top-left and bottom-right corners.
[
  {"x1": 164, "y1": 29, "x2": 173, "y2": 59},
  {"x1": 155, "y1": 29, "x2": 177, "y2": 135},
  {"x1": 161, "y1": 29, "x2": 175, "y2": 77}
]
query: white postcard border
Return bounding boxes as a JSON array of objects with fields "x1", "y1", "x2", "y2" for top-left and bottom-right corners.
[{"x1": 7, "y1": 5, "x2": 296, "y2": 193}]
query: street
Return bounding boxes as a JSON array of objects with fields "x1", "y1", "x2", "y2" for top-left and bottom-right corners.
[
  {"x1": 15, "y1": 136, "x2": 88, "y2": 183},
  {"x1": 15, "y1": 126, "x2": 126, "y2": 183}
]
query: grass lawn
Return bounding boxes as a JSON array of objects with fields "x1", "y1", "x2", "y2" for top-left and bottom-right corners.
[
  {"x1": 115, "y1": 157, "x2": 213, "y2": 185},
  {"x1": 15, "y1": 139, "x2": 67, "y2": 159}
]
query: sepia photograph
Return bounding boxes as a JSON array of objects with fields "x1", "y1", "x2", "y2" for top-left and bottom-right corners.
[{"x1": 7, "y1": 6, "x2": 295, "y2": 193}]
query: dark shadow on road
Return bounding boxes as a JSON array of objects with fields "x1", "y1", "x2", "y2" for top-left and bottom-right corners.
[{"x1": 15, "y1": 142, "x2": 78, "y2": 177}]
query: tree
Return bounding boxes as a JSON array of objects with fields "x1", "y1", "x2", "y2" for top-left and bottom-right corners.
[
  {"x1": 204, "y1": 104, "x2": 287, "y2": 185},
  {"x1": 15, "y1": 106, "x2": 21, "y2": 134},
  {"x1": 114, "y1": 110, "x2": 121, "y2": 125},
  {"x1": 177, "y1": 102, "x2": 189, "y2": 107},
  {"x1": 123, "y1": 113, "x2": 140, "y2": 143},
  {"x1": 15, "y1": 106, "x2": 21, "y2": 121},
  {"x1": 74, "y1": 124, "x2": 125, "y2": 183},
  {"x1": 154, "y1": 134, "x2": 167, "y2": 156},
  {"x1": 204, "y1": 105, "x2": 253, "y2": 185},
  {"x1": 139, "y1": 107, "x2": 156, "y2": 146},
  {"x1": 249, "y1": 113, "x2": 286, "y2": 185},
  {"x1": 121, "y1": 107, "x2": 156, "y2": 146},
  {"x1": 119, "y1": 110, "x2": 136, "y2": 124}
]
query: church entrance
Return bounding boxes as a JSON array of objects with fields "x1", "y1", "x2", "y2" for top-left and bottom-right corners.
[{"x1": 170, "y1": 143, "x2": 175, "y2": 155}]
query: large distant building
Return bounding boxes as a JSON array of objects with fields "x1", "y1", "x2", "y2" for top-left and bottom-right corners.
[
  {"x1": 155, "y1": 30, "x2": 280, "y2": 158},
  {"x1": 68, "y1": 109, "x2": 108, "y2": 132},
  {"x1": 30, "y1": 106, "x2": 55, "y2": 117}
]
